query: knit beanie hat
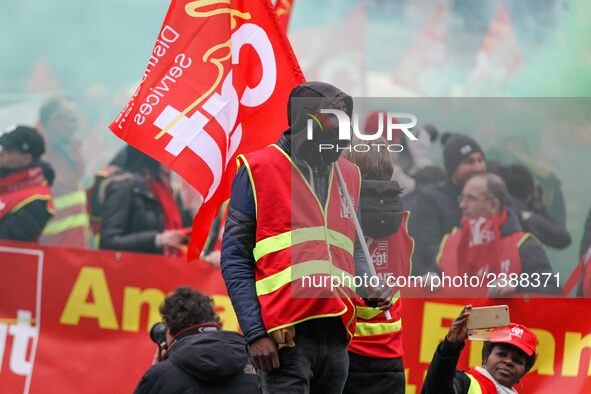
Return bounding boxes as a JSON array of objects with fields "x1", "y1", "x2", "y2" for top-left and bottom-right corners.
[{"x1": 443, "y1": 134, "x2": 483, "y2": 175}]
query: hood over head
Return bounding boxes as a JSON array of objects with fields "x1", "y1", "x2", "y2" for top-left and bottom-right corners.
[
  {"x1": 288, "y1": 81, "x2": 353, "y2": 166},
  {"x1": 360, "y1": 180, "x2": 404, "y2": 237}
]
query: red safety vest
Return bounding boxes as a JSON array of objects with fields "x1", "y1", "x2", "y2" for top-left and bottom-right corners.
[
  {"x1": 465, "y1": 368, "x2": 503, "y2": 394},
  {"x1": 348, "y1": 211, "x2": 414, "y2": 359},
  {"x1": 437, "y1": 216, "x2": 527, "y2": 278},
  {"x1": 0, "y1": 167, "x2": 54, "y2": 240},
  {"x1": 238, "y1": 144, "x2": 361, "y2": 339}
]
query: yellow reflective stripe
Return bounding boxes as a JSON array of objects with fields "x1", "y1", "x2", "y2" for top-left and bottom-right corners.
[
  {"x1": 54, "y1": 190, "x2": 86, "y2": 210},
  {"x1": 267, "y1": 307, "x2": 348, "y2": 334},
  {"x1": 255, "y1": 260, "x2": 356, "y2": 296},
  {"x1": 355, "y1": 291, "x2": 401, "y2": 320},
  {"x1": 237, "y1": 154, "x2": 258, "y2": 219},
  {"x1": 518, "y1": 233, "x2": 533, "y2": 248},
  {"x1": 355, "y1": 319, "x2": 402, "y2": 336},
  {"x1": 42, "y1": 213, "x2": 90, "y2": 235},
  {"x1": 256, "y1": 260, "x2": 330, "y2": 296},
  {"x1": 435, "y1": 227, "x2": 457, "y2": 267},
  {"x1": 327, "y1": 229, "x2": 354, "y2": 254},
  {"x1": 10, "y1": 195, "x2": 52, "y2": 214},
  {"x1": 253, "y1": 227, "x2": 354, "y2": 262},
  {"x1": 466, "y1": 373, "x2": 484, "y2": 394}
]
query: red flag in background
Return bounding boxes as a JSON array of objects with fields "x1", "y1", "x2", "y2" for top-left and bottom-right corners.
[
  {"x1": 466, "y1": 0, "x2": 523, "y2": 94},
  {"x1": 27, "y1": 57, "x2": 61, "y2": 93},
  {"x1": 274, "y1": 0, "x2": 295, "y2": 33},
  {"x1": 109, "y1": 0, "x2": 305, "y2": 260},
  {"x1": 391, "y1": 4, "x2": 448, "y2": 95}
]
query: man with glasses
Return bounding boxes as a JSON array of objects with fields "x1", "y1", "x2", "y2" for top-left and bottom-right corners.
[{"x1": 437, "y1": 173, "x2": 561, "y2": 296}]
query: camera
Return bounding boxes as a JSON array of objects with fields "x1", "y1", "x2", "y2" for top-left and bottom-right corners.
[{"x1": 150, "y1": 322, "x2": 167, "y2": 345}]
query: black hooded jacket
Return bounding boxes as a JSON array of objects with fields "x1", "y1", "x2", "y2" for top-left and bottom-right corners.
[
  {"x1": 0, "y1": 160, "x2": 55, "y2": 241},
  {"x1": 134, "y1": 331, "x2": 259, "y2": 394},
  {"x1": 220, "y1": 82, "x2": 369, "y2": 345}
]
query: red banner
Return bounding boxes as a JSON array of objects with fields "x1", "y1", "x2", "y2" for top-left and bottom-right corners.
[
  {"x1": 1, "y1": 241, "x2": 590, "y2": 393},
  {"x1": 109, "y1": 0, "x2": 305, "y2": 258}
]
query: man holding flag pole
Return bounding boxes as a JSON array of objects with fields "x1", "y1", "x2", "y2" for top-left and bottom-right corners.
[{"x1": 220, "y1": 81, "x2": 392, "y2": 393}]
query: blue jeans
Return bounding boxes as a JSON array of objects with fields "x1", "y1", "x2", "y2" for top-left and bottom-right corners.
[{"x1": 261, "y1": 318, "x2": 349, "y2": 394}]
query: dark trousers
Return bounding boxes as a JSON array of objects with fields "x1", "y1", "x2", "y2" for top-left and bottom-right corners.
[
  {"x1": 343, "y1": 352, "x2": 406, "y2": 394},
  {"x1": 261, "y1": 318, "x2": 349, "y2": 394}
]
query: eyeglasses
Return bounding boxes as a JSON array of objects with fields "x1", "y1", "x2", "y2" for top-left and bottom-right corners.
[{"x1": 458, "y1": 194, "x2": 493, "y2": 204}]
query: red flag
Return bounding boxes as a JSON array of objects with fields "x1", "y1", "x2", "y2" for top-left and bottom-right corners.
[
  {"x1": 274, "y1": 0, "x2": 295, "y2": 33},
  {"x1": 109, "y1": 0, "x2": 305, "y2": 260},
  {"x1": 467, "y1": 0, "x2": 523, "y2": 94},
  {"x1": 391, "y1": 4, "x2": 448, "y2": 95}
]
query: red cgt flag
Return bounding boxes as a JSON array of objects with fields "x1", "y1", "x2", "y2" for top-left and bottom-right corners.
[{"x1": 109, "y1": 0, "x2": 305, "y2": 260}]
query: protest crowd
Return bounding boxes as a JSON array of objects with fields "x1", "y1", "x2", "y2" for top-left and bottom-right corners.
[{"x1": 2, "y1": 1, "x2": 591, "y2": 393}]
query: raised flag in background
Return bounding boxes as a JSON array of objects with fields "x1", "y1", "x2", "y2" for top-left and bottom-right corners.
[
  {"x1": 109, "y1": 0, "x2": 305, "y2": 259},
  {"x1": 274, "y1": 0, "x2": 295, "y2": 33}
]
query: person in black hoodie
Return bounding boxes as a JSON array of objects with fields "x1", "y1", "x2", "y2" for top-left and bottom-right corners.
[
  {"x1": 134, "y1": 287, "x2": 259, "y2": 394},
  {"x1": 0, "y1": 125, "x2": 55, "y2": 241}
]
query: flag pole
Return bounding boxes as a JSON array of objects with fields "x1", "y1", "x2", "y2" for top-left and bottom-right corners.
[{"x1": 335, "y1": 163, "x2": 393, "y2": 321}]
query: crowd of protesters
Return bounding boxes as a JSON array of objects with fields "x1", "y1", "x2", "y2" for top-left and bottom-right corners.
[{"x1": 3, "y1": 86, "x2": 590, "y2": 393}]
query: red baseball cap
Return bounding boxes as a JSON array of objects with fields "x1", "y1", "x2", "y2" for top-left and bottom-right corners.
[{"x1": 490, "y1": 323, "x2": 538, "y2": 356}]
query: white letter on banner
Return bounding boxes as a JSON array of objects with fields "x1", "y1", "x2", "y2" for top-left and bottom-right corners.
[
  {"x1": 9, "y1": 310, "x2": 37, "y2": 376},
  {"x1": 232, "y1": 23, "x2": 277, "y2": 107}
]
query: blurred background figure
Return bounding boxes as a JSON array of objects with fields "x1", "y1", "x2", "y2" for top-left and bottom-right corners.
[
  {"x1": 496, "y1": 163, "x2": 571, "y2": 249},
  {"x1": 37, "y1": 96, "x2": 91, "y2": 248},
  {"x1": 437, "y1": 173, "x2": 561, "y2": 296},
  {"x1": 0, "y1": 125, "x2": 55, "y2": 241},
  {"x1": 99, "y1": 145, "x2": 192, "y2": 255}
]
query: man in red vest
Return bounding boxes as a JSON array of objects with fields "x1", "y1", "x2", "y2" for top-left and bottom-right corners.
[
  {"x1": 422, "y1": 305, "x2": 538, "y2": 394},
  {"x1": 0, "y1": 125, "x2": 55, "y2": 241},
  {"x1": 437, "y1": 173, "x2": 560, "y2": 296},
  {"x1": 221, "y1": 81, "x2": 391, "y2": 393}
]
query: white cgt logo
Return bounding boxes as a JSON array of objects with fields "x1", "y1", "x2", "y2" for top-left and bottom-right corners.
[
  {"x1": 511, "y1": 326, "x2": 524, "y2": 338},
  {"x1": 154, "y1": 23, "x2": 277, "y2": 202}
]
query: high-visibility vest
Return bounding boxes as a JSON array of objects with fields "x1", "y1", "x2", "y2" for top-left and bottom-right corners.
[
  {"x1": 348, "y1": 211, "x2": 414, "y2": 359},
  {"x1": 437, "y1": 227, "x2": 526, "y2": 277},
  {"x1": 40, "y1": 138, "x2": 90, "y2": 248},
  {"x1": 40, "y1": 189, "x2": 90, "y2": 247},
  {"x1": 238, "y1": 144, "x2": 361, "y2": 339},
  {"x1": 465, "y1": 368, "x2": 503, "y2": 393},
  {"x1": 0, "y1": 166, "x2": 54, "y2": 240}
]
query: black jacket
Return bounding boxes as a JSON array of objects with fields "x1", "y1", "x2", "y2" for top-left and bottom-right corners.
[
  {"x1": 421, "y1": 341, "x2": 476, "y2": 394},
  {"x1": 99, "y1": 171, "x2": 190, "y2": 254},
  {"x1": 134, "y1": 330, "x2": 260, "y2": 394},
  {"x1": 408, "y1": 180, "x2": 462, "y2": 276},
  {"x1": 507, "y1": 195, "x2": 571, "y2": 250},
  {"x1": 0, "y1": 161, "x2": 55, "y2": 242}
]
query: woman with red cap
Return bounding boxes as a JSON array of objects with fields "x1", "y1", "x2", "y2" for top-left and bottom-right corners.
[{"x1": 422, "y1": 305, "x2": 538, "y2": 394}]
